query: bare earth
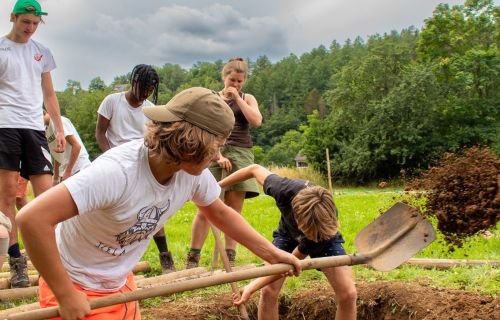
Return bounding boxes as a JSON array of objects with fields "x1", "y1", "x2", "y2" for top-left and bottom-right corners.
[{"x1": 141, "y1": 280, "x2": 498, "y2": 319}]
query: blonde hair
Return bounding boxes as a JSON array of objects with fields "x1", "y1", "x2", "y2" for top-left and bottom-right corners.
[
  {"x1": 144, "y1": 121, "x2": 224, "y2": 164},
  {"x1": 292, "y1": 186, "x2": 339, "y2": 242},
  {"x1": 221, "y1": 57, "x2": 248, "y2": 80}
]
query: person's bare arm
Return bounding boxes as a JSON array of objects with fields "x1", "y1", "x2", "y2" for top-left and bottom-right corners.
[
  {"x1": 42, "y1": 72, "x2": 65, "y2": 153},
  {"x1": 62, "y1": 135, "x2": 81, "y2": 180},
  {"x1": 219, "y1": 164, "x2": 272, "y2": 188},
  {"x1": 95, "y1": 114, "x2": 111, "y2": 152},
  {"x1": 199, "y1": 198, "x2": 301, "y2": 273},
  {"x1": 223, "y1": 88, "x2": 262, "y2": 127},
  {"x1": 16, "y1": 185, "x2": 90, "y2": 319},
  {"x1": 233, "y1": 247, "x2": 307, "y2": 305}
]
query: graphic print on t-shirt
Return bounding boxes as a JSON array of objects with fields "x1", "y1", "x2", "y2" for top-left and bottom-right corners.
[{"x1": 116, "y1": 201, "x2": 170, "y2": 248}]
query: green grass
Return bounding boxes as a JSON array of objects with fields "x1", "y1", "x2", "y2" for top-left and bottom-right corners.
[
  {"x1": 17, "y1": 185, "x2": 499, "y2": 307},
  {"x1": 152, "y1": 189, "x2": 499, "y2": 298}
]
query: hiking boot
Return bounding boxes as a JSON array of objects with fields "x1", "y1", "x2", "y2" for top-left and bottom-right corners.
[
  {"x1": 225, "y1": 249, "x2": 236, "y2": 268},
  {"x1": 9, "y1": 255, "x2": 30, "y2": 288},
  {"x1": 186, "y1": 251, "x2": 201, "y2": 269},
  {"x1": 159, "y1": 252, "x2": 176, "y2": 274}
]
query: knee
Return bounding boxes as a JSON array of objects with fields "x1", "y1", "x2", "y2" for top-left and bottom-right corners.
[
  {"x1": 261, "y1": 285, "x2": 280, "y2": 301},
  {"x1": 0, "y1": 188, "x2": 17, "y2": 206},
  {"x1": 194, "y1": 211, "x2": 208, "y2": 224},
  {"x1": 336, "y1": 286, "x2": 357, "y2": 306}
]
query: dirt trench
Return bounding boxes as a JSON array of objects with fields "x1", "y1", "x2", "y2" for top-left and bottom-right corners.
[{"x1": 141, "y1": 280, "x2": 498, "y2": 320}]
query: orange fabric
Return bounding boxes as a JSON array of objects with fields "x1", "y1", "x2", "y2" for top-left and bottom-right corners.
[
  {"x1": 16, "y1": 175, "x2": 28, "y2": 198},
  {"x1": 39, "y1": 273, "x2": 141, "y2": 320}
]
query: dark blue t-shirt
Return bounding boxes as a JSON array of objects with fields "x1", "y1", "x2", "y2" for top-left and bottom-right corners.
[{"x1": 263, "y1": 174, "x2": 342, "y2": 255}]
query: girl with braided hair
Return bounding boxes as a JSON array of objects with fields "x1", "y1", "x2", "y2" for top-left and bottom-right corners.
[{"x1": 96, "y1": 64, "x2": 175, "y2": 274}]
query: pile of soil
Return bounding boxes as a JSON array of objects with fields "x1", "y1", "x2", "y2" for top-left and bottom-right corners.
[
  {"x1": 404, "y1": 146, "x2": 499, "y2": 244},
  {"x1": 141, "y1": 280, "x2": 498, "y2": 319}
]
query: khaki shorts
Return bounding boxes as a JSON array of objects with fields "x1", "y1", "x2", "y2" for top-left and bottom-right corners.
[{"x1": 210, "y1": 145, "x2": 259, "y2": 199}]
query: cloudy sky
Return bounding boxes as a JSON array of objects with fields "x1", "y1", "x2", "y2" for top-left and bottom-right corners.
[{"x1": 1, "y1": 0, "x2": 467, "y2": 91}]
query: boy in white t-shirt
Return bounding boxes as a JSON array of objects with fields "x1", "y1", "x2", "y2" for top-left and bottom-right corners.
[
  {"x1": 44, "y1": 113, "x2": 91, "y2": 183},
  {"x1": 17, "y1": 87, "x2": 302, "y2": 320},
  {"x1": 0, "y1": 0, "x2": 66, "y2": 289},
  {"x1": 95, "y1": 65, "x2": 175, "y2": 274}
]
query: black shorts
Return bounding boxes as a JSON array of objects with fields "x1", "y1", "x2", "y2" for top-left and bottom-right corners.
[
  {"x1": 272, "y1": 229, "x2": 346, "y2": 258},
  {"x1": 0, "y1": 128, "x2": 53, "y2": 179}
]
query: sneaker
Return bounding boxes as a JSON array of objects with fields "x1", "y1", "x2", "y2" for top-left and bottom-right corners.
[
  {"x1": 186, "y1": 251, "x2": 201, "y2": 269},
  {"x1": 225, "y1": 249, "x2": 236, "y2": 268},
  {"x1": 9, "y1": 255, "x2": 30, "y2": 288},
  {"x1": 159, "y1": 252, "x2": 176, "y2": 274}
]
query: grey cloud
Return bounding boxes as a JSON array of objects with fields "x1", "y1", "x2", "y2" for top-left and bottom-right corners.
[{"x1": 87, "y1": 4, "x2": 288, "y2": 65}]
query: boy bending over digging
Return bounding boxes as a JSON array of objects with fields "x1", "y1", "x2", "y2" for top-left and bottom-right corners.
[
  {"x1": 16, "y1": 87, "x2": 301, "y2": 320},
  {"x1": 227, "y1": 164, "x2": 357, "y2": 320}
]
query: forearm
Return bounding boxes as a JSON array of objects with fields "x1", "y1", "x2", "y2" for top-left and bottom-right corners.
[
  {"x1": 17, "y1": 209, "x2": 75, "y2": 300},
  {"x1": 65, "y1": 144, "x2": 81, "y2": 176},
  {"x1": 236, "y1": 96, "x2": 262, "y2": 127},
  {"x1": 45, "y1": 99, "x2": 64, "y2": 134},
  {"x1": 96, "y1": 133, "x2": 110, "y2": 152}
]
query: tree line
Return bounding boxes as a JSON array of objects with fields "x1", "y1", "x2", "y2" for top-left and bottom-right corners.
[{"x1": 57, "y1": 0, "x2": 498, "y2": 183}]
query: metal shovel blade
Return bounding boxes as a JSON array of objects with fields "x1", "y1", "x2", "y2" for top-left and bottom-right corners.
[{"x1": 355, "y1": 202, "x2": 436, "y2": 271}]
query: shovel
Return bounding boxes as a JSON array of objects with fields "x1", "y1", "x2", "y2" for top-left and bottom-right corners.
[{"x1": 2, "y1": 202, "x2": 435, "y2": 320}]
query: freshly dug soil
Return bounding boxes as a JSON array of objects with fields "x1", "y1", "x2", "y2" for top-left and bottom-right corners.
[
  {"x1": 141, "y1": 280, "x2": 498, "y2": 319},
  {"x1": 405, "y1": 146, "x2": 499, "y2": 244}
]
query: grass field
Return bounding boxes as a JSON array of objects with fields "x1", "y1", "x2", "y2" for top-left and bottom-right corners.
[{"x1": 142, "y1": 189, "x2": 499, "y2": 297}]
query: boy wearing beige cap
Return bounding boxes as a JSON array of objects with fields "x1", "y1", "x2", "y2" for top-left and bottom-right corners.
[{"x1": 17, "y1": 87, "x2": 301, "y2": 320}]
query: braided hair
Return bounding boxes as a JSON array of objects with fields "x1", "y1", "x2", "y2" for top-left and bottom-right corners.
[{"x1": 130, "y1": 64, "x2": 159, "y2": 104}]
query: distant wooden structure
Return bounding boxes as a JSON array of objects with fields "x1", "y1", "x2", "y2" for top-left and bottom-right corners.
[{"x1": 295, "y1": 153, "x2": 308, "y2": 168}]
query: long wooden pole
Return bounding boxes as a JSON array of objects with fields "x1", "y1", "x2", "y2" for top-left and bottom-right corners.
[
  {"x1": 4, "y1": 255, "x2": 363, "y2": 320},
  {"x1": 326, "y1": 148, "x2": 333, "y2": 193},
  {"x1": 210, "y1": 168, "x2": 249, "y2": 320}
]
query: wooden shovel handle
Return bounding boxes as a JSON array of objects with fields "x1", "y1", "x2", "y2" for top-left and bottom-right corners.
[{"x1": 5, "y1": 254, "x2": 362, "y2": 320}]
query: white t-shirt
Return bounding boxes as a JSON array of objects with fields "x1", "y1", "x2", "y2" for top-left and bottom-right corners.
[
  {"x1": 46, "y1": 116, "x2": 91, "y2": 176},
  {"x1": 60, "y1": 140, "x2": 220, "y2": 291},
  {"x1": 0, "y1": 37, "x2": 56, "y2": 130},
  {"x1": 97, "y1": 92, "x2": 153, "y2": 148}
]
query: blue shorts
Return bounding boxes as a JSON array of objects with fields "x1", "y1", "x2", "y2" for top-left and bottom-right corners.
[
  {"x1": 0, "y1": 128, "x2": 53, "y2": 179},
  {"x1": 272, "y1": 229, "x2": 346, "y2": 258}
]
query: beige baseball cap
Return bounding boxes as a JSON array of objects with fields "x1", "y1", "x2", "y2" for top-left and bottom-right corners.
[{"x1": 143, "y1": 87, "x2": 235, "y2": 138}]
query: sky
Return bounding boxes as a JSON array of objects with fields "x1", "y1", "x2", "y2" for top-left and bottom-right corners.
[{"x1": 1, "y1": 0, "x2": 469, "y2": 91}]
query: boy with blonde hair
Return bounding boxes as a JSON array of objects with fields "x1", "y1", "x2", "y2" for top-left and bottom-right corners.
[
  {"x1": 17, "y1": 88, "x2": 301, "y2": 320},
  {"x1": 224, "y1": 164, "x2": 357, "y2": 320}
]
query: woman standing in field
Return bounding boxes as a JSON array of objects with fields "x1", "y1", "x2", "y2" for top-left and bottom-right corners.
[{"x1": 186, "y1": 57, "x2": 262, "y2": 268}]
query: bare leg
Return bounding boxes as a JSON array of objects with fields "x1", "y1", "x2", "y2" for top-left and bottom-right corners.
[
  {"x1": 29, "y1": 174, "x2": 53, "y2": 197},
  {"x1": 15, "y1": 196, "x2": 28, "y2": 211},
  {"x1": 223, "y1": 190, "x2": 245, "y2": 250},
  {"x1": 258, "y1": 276, "x2": 286, "y2": 320},
  {"x1": 189, "y1": 211, "x2": 211, "y2": 250},
  {"x1": 0, "y1": 170, "x2": 20, "y2": 246},
  {"x1": 322, "y1": 266, "x2": 357, "y2": 320}
]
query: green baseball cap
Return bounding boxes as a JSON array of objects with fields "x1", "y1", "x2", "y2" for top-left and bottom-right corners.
[
  {"x1": 143, "y1": 87, "x2": 235, "y2": 138},
  {"x1": 12, "y1": 0, "x2": 47, "y2": 16}
]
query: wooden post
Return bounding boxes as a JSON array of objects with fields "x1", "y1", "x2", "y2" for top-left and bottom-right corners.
[
  {"x1": 210, "y1": 169, "x2": 250, "y2": 320},
  {"x1": 326, "y1": 148, "x2": 333, "y2": 192}
]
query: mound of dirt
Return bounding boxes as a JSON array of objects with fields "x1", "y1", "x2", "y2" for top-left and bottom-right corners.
[
  {"x1": 141, "y1": 280, "x2": 498, "y2": 319},
  {"x1": 405, "y1": 146, "x2": 499, "y2": 244}
]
